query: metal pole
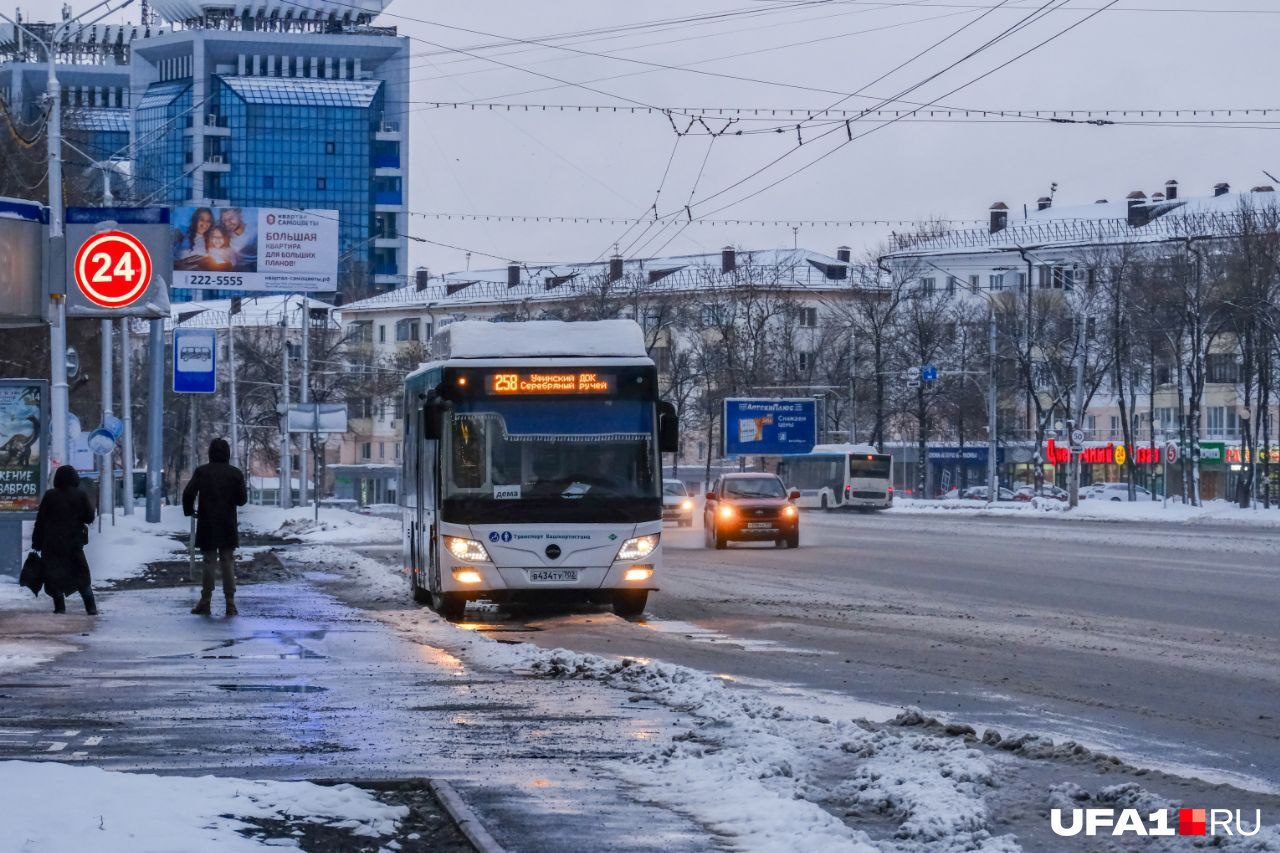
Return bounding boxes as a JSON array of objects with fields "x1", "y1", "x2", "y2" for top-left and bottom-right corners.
[
  {"x1": 298, "y1": 296, "x2": 309, "y2": 505},
  {"x1": 100, "y1": 319, "x2": 114, "y2": 524},
  {"x1": 1069, "y1": 310, "x2": 1087, "y2": 508},
  {"x1": 120, "y1": 318, "x2": 134, "y2": 514},
  {"x1": 145, "y1": 318, "x2": 163, "y2": 522},
  {"x1": 228, "y1": 306, "x2": 238, "y2": 468},
  {"x1": 280, "y1": 324, "x2": 292, "y2": 509},
  {"x1": 46, "y1": 35, "x2": 70, "y2": 470},
  {"x1": 987, "y1": 307, "x2": 998, "y2": 501},
  {"x1": 313, "y1": 401, "x2": 320, "y2": 524},
  {"x1": 189, "y1": 393, "x2": 197, "y2": 482}
]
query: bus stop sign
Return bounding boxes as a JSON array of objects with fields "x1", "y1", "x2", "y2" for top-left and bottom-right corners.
[{"x1": 173, "y1": 327, "x2": 217, "y2": 394}]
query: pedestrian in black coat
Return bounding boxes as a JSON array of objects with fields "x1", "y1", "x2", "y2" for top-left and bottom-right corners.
[
  {"x1": 31, "y1": 465, "x2": 97, "y2": 615},
  {"x1": 182, "y1": 438, "x2": 247, "y2": 616}
]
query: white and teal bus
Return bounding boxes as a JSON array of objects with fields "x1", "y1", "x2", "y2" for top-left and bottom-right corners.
[
  {"x1": 401, "y1": 320, "x2": 678, "y2": 621},
  {"x1": 777, "y1": 444, "x2": 893, "y2": 510}
]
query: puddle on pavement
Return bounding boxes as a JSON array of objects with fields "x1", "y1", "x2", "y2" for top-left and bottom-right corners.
[
  {"x1": 456, "y1": 621, "x2": 542, "y2": 633},
  {"x1": 215, "y1": 684, "x2": 327, "y2": 694},
  {"x1": 156, "y1": 630, "x2": 329, "y2": 660}
]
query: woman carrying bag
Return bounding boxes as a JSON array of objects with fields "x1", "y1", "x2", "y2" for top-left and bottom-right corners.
[{"x1": 31, "y1": 465, "x2": 98, "y2": 615}]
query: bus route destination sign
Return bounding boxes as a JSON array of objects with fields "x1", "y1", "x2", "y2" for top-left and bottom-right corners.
[
  {"x1": 723, "y1": 398, "x2": 817, "y2": 457},
  {"x1": 486, "y1": 371, "x2": 616, "y2": 395}
]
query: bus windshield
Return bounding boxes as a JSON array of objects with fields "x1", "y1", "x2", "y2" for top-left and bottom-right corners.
[
  {"x1": 850, "y1": 456, "x2": 891, "y2": 478},
  {"x1": 442, "y1": 398, "x2": 659, "y2": 523}
]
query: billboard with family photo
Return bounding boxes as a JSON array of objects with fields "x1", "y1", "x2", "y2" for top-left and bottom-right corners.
[{"x1": 172, "y1": 206, "x2": 338, "y2": 292}]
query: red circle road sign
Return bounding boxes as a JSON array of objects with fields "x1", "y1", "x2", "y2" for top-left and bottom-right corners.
[{"x1": 73, "y1": 230, "x2": 152, "y2": 309}]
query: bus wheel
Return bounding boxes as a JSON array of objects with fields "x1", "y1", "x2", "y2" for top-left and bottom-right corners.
[
  {"x1": 431, "y1": 591, "x2": 467, "y2": 622},
  {"x1": 820, "y1": 494, "x2": 831, "y2": 512},
  {"x1": 612, "y1": 590, "x2": 648, "y2": 618}
]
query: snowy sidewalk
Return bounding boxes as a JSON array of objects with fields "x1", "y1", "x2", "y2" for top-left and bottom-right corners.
[{"x1": 886, "y1": 496, "x2": 1280, "y2": 526}]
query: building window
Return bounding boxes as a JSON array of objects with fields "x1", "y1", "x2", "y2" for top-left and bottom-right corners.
[
  {"x1": 989, "y1": 273, "x2": 1005, "y2": 291},
  {"x1": 1038, "y1": 266, "x2": 1052, "y2": 289},
  {"x1": 316, "y1": 177, "x2": 327, "y2": 191},
  {"x1": 324, "y1": 140, "x2": 336, "y2": 155},
  {"x1": 359, "y1": 442, "x2": 372, "y2": 461},
  {"x1": 969, "y1": 274, "x2": 980, "y2": 294},
  {"x1": 395, "y1": 442, "x2": 401, "y2": 460},
  {"x1": 1017, "y1": 272, "x2": 1027, "y2": 291},
  {"x1": 395, "y1": 318, "x2": 419, "y2": 342},
  {"x1": 378, "y1": 324, "x2": 386, "y2": 343},
  {"x1": 1085, "y1": 414, "x2": 1097, "y2": 434},
  {"x1": 262, "y1": 175, "x2": 274, "y2": 189},
  {"x1": 1205, "y1": 353, "x2": 1241, "y2": 384},
  {"x1": 1109, "y1": 415, "x2": 1120, "y2": 436},
  {"x1": 349, "y1": 321, "x2": 373, "y2": 344},
  {"x1": 798, "y1": 307, "x2": 818, "y2": 328},
  {"x1": 798, "y1": 351, "x2": 811, "y2": 372},
  {"x1": 1052, "y1": 266, "x2": 1075, "y2": 290},
  {"x1": 919, "y1": 277, "x2": 936, "y2": 296},
  {"x1": 378, "y1": 442, "x2": 385, "y2": 460},
  {"x1": 946, "y1": 276, "x2": 958, "y2": 296},
  {"x1": 392, "y1": 397, "x2": 404, "y2": 420}
]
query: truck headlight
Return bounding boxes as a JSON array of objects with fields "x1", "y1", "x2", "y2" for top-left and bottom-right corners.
[
  {"x1": 443, "y1": 536, "x2": 491, "y2": 562},
  {"x1": 680, "y1": 499, "x2": 693, "y2": 511},
  {"x1": 616, "y1": 534, "x2": 659, "y2": 561}
]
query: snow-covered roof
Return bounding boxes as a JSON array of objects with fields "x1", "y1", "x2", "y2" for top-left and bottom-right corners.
[
  {"x1": 433, "y1": 319, "x2": 648, "y2": 360},
  {"x1": 886, "y1": 188, "x2": 1280, "y2": 260},
  {"x1": 168, "y1": 295, "x2": 338, "y2": 331},
  {"x1": 344, "y1": 248, "x2": 866, "y2": 315},
  {"x1": 152, "y1": 0, "x2": 394, "y2": 22},
  {"x1": 217, "y1": 76, "x2": 383, "y2": 109}
]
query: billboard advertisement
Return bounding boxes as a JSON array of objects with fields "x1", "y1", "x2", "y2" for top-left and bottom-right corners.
[
  {"x1": 723, "y1": 398, "x2": 818, "y2": 457},
  {"x1": 172, "y1": 206, "x2": 338, "y2": 292},
  {"x1": 64, "y1": 207, "x2": 172, "y2": 319},
  {"x1": 0, "y1": 198, "x2": 45, "y2": 326},
  {"x1": 0, "y1": 380, "x2": 47, "y2": 514}
]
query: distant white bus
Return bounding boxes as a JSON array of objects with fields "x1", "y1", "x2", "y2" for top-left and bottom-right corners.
[{"x1": 777, "y1": 444, "x2": 893, "y2": 510}]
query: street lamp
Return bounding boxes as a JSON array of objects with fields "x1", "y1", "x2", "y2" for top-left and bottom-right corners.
[{"x1": 0, "y1": 0, "x2": 135, "y2": 468}]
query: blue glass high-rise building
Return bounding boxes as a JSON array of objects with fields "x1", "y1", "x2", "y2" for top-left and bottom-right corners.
[
  {"x1": 134, "y1": 1, "x2": 410, "y2": 303},
  {"x1": 3, "y1": 2, "x2": 410, "y2": 304}
]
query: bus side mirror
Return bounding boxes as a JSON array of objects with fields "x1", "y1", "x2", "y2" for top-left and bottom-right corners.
[
  {"x1": 423, "y1": 391, "x2": 453, "y2": 441},
  {"x1": 658, "y1": 401, "x2": 679, "y2": 454}
]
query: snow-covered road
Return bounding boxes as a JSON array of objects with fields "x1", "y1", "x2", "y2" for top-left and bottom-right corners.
[{"x1": 4, "y1": 505, "x2": 1279, "y2": 851}]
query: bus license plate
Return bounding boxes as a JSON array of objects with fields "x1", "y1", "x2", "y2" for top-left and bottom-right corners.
[
  {"x1": 528, "y1": 569, "x2": 578, "y2": 583},
  {"x1": 747, "y1": 522, "x2": 774, "y2": 529}
]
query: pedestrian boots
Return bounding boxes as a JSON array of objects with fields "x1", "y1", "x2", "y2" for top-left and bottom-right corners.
[
  {"x1": 191, "y1": 595, "x2": 212, "y2": 615},
  {"x1": 224, "y1": 595, "x2": 238, "y2": 618}
]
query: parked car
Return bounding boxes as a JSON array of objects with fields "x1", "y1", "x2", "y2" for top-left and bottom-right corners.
[
  {"x1": 662, "y1": 479, "x2": 695, "y2": 527},
  {"x1": 1087, "y1": 482, "x2": 1154, "y2": 502},
  {"x1": 703, "y1": 473, "x2": 800, "y2": 549},
  {"x1": 959, "y1": 485, "x2": 1015, "y2": 501},
  {"x1": 1013, "y1": 485, "x2": 1068, "y2": 502}
]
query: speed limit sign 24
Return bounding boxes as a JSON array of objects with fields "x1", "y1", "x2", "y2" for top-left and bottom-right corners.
[{"x1": 73, "y1": 230, "x2": 153, "y2": 309}]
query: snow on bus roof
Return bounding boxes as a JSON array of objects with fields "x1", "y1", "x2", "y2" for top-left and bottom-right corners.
[
  {"x1": 436, "y1": 319, "x2": 649, "y2": 359},
  {"x1": 812, "y1": 443, "x2": 885, "y2": 455}
]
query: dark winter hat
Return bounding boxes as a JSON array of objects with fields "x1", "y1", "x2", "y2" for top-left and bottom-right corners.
[
  {"x1": 208, "y1": 438, "x2": 231, "y2": 464},
  {"x1": 53, "y1": 464, "x2": 80, "y2": 489}
]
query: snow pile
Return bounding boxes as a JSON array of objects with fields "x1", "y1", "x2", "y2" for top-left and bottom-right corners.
[
  {"x1": 0, "y1": 637, "x2": 75, "y2": 676},
  {"x1": 237, "y1": 505, "x2": 400, "y2": 546},
  {"x1": 887, "y1": 497, "x2": 1280, "y2": 526},
  {"x1": 84, "y1": 505, "x2": 189, "y2": 583},
  {"x1": 0, "y1": 761, "x2": 407, "y2": 852},
  {"x1": 514, "y1": 650, "x2": 1019, "y2": 852}
]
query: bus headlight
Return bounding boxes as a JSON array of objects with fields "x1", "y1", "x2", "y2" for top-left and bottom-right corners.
[
  {"x1": 444, "y1": 536, "x2": 491, "y2": 562},
  {"x1": 452, "y1": 568, "x2": 484, "y2": 584},
  {"x1": 624, "y1": 566, "x2": 653, "y2": 582},
  {"x1": 616, "y1": 534, "x2": 659, "y2": 561}
]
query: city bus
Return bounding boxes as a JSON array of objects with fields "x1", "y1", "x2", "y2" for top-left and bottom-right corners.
[
  {"x1": 777, "y1": 444, "x2": 893, "y2": 510},
  {"x1": 401, "y1": 320, "x2": 678, "y2": 621}
]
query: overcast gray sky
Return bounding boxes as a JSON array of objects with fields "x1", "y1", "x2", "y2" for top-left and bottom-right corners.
[{"x1": 71, "y1": 0, "x2": 1280, "y2": 274}]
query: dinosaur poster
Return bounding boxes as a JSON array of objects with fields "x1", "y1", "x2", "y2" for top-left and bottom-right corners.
[{"x1": 0, "y1": 381, "x2": 44, "y2": 513}]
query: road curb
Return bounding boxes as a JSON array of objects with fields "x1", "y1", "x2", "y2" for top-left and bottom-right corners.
[{"x1": 430, "y1": 778, "x2": 507, "y2": 853}]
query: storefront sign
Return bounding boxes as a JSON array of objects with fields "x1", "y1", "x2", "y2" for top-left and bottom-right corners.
[
  {"x1": 927, "y1": 446, "x2": 1005, "y2": 464},
  {"x1": 1046, "y1": 439, "x2": 1173, "y2": 467},
  {"x1": 1225, "y1": 446, "x2": 1280, "y2": 465}
]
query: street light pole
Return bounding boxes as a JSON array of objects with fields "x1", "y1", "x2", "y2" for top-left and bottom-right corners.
[
  {"x1": 1069, "y1": 309, "x2": 1086, "y2": 508},
  {"x1": 987, "y1": 307, "x2": 998, "y2": 501}
]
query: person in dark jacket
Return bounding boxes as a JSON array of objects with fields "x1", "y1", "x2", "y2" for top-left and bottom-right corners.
[
  {"x1": 31, "y1": 465, "x2": 97, "y2": 615},
  {"x1": 182, "y1": 438, "x2": 248, "y2": 616}
]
